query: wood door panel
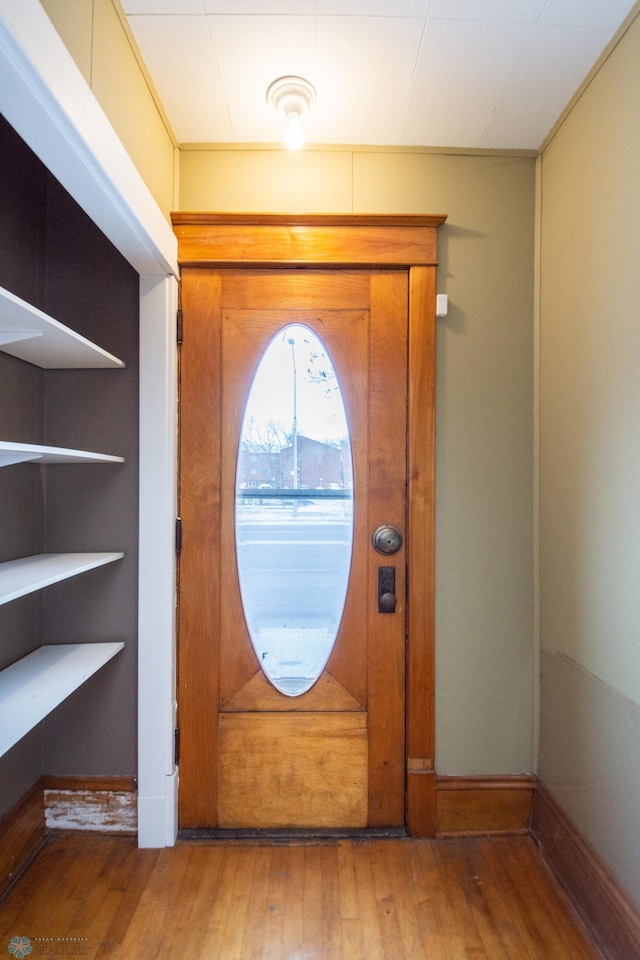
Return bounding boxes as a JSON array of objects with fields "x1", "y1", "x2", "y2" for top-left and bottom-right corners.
[
  {"x1": 220, "y1": 270, "x2": 371, "y2": 310},
  {"x1": 180, "y1": 269, "x2": 406, "y2": 829},
  {"x1": 223, "y1": 669, "x2": 365, "y2": 713},
  {"x1": 176, "y1": 215, "x2": 443, "y2": 835},
  {"x1": 367, "y1": 272, "x2": 408, "y2": 826},
  {"x1": 179, "y1": 269, "x2": 222, "y2": 827},
  {"x1": 218, "y1": 713, "x2": 368, "y2": 829}
]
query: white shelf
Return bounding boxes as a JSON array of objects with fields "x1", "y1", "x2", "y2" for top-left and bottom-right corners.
[
  {"x1": 0, "y1": 285, "x2": 124, "y2": 369},
  {"x1": 0, "y1": 643, "x2": 124, "y2": 757},
  {"x1": 0, "y1": 553, "x2": 124, "y2": 606},
  {"x1": 0, "y1": 441, "x2": 124, "y2": 468}
]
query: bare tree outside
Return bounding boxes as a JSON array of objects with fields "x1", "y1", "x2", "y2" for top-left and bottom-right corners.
[{"x1": 239, "y1": 417, "x2": 292, "y2": 488}]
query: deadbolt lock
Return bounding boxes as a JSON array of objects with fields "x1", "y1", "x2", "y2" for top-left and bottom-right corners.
[{"x1": 378, "y1": 566, "x2": 397, "y2": 614}]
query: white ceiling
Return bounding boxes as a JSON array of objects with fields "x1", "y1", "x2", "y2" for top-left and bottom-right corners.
[{"x1": 122, "y1": 0, "x2": 637, "y2": 150}]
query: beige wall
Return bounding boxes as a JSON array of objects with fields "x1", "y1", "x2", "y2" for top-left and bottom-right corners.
[
  {"x1": 39, "y1": 0, "x2": 538, "y2": 782},
  {"x1": 539, "y1": 11, "x2": 640, "y2": 904},
  {"x1": 180, "y1": 148, "x2": 536, "y2": 776},
  {"x1": 40, "y1": 0, "x2": 176, "y2": 219}
]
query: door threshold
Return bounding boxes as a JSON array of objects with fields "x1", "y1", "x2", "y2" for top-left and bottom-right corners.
[{"x1": 178, "y1": 826, "x2": 407, "y2": 844}]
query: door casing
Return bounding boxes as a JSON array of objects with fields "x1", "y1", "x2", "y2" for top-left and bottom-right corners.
[{"x1": 172, "y1": 213, "x2": 446, "y2": 836}]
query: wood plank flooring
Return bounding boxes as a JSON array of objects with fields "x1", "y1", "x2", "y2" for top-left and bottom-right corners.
[{"x1": 0, "y1": 834, "x2": 602, "y2": 959}]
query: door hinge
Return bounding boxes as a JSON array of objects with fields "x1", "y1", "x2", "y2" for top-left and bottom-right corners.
[
  {"x1": 175, "y1": 516, "x2": 182, "y2": 555},
  {"x1": 174, "y1": 726, "x2": 180, "y2": 766},
  {"x1": 176, "y1": 306, "x2": 183, "y2": 345}
]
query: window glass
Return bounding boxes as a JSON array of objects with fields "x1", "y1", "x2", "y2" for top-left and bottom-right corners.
[{"x1": 235, "y1": 324, "x2": 354, "y2": 696}]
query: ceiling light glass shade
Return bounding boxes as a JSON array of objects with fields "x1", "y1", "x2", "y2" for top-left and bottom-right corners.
[
  {"x1": 267, "y1": 76, "x2": 316, "y2": 151},
  {"x1": 284, "y1": 114, "x2": 305, "y2": 151}
]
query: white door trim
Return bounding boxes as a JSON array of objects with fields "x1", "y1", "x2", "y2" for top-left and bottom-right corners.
[{"x1": 138, "y1": 276, "x2": 178, "y2": 847}]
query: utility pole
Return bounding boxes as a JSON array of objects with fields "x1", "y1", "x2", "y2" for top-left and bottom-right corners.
[{"x1": 288, "y1": 337, "x2": 298, "y2": 490}]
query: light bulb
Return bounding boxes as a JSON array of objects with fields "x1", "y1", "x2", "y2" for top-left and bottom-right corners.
[
  {"x1": 267, "y1": 77, "x2": 316, "y2": 150},
  {"x1": 284, "y1": 114, "x2": 304, "y2": 151}
]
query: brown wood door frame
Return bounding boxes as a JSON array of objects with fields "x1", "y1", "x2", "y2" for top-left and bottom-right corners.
[{"x1": 173, "y1": 213, "x2": 447, "y2": 836}]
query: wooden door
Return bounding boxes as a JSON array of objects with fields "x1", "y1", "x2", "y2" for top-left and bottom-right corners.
[
  {"x1": 180, "y1": 268, "x2": 406, "y2": 829},
  {"x1": 174, "y1": 214, "x2": 445, "y2": 835}
]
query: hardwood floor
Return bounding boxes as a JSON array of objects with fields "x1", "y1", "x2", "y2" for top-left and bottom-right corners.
[{"x1": 0, "y1": 833, "x2": 602, "y2": 959}]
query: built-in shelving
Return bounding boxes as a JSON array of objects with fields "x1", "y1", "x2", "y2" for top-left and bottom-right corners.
[
  {"x1": 0, "y1": 285, "x2": 124, "y2": 369},
  {"x1": 0, "y1": 441, "x2": 124, "y2": 468},
  {"x1": 0, "y1": 553, "x2": 124, "y2": 606},
  {"x1": 0, "y1": 643, "x2": 125, "y2": 757},
  {"x1": 0, "y1": 115, "x2": 136, "y2": 805}
]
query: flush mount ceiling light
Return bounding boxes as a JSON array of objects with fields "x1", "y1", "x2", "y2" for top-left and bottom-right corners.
[{"x1": 267, "y1": 76, "x2": 316, "y2": 151}]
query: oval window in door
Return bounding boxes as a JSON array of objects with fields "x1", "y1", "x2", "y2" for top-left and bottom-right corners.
[{"x1": 235, "y1": 324, "x2": 354, "y2": 696}]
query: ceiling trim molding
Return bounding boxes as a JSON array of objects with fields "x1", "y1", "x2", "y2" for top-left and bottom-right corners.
[{"x1": 178, "y1": 141, "x2": 538, "y2": 159}]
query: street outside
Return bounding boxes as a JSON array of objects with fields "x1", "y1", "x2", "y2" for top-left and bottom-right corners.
[{"x1": 236, "y1": 496, "x2": 353, "y2": 695}]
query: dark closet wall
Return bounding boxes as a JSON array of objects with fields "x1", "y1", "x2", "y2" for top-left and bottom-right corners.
[{"x1": 0, "y1": 115, "x2": 139, "y2": 817}]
